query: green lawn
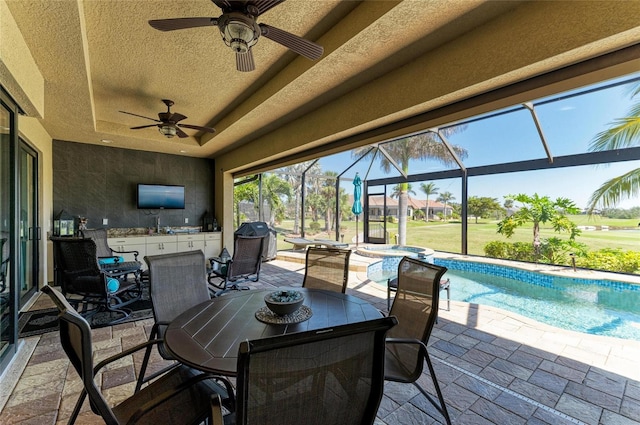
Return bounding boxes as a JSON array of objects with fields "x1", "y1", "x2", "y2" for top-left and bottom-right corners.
[{"x1": 273, "y1": 215, "x2": 640, "y2": 255}]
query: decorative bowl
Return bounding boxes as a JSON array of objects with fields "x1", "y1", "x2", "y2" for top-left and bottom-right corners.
[{"x1": 264, "y1": 290, "x2": 304, "y2": 316}]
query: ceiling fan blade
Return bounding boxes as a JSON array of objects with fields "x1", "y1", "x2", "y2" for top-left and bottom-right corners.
[
  {"x1": 119, "y1": 110, "x2": 160, "y2": 122},
  {"x1": 252, "y1": 0, "x2": 285, "y2": 16},
  {"x1": 130, "y1": 124, "x2": 159, "y2": 130},
  {"x1": 179, "y1": 123, "x2": 216, "y2": 133},
  {"x1": 259, "y1": 23, "x2": 323, "y2": 61},
  {"x1": 176, "y1": 128, "x2": 189, "y2": 138},
  {"x1": 170, "y1": 113, "x2": 188, "y2": 123},
  {"x1": 149, "y1": 17, "x2": 217, "y2": 32},
  {"x1": 236, "y1": 50, "x2": 255, "y2": 72}
]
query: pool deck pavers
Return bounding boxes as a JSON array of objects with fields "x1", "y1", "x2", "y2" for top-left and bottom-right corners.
[{"x1": 1, "y1": 254, "x2": 639, "y2": 424}]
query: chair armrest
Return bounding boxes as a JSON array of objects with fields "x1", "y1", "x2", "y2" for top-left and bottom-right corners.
[
  {"x1": 209, "y1": 256, "x2": 230, "y2": 266},
  {"x1": 385, "y1": 337, "x2": 429, "y2": 355},
  {"x1": 211, "y1": 394, "x2": 225, "y2": 425},
  {"x1": 111, "y1": 248, "x2": 139, "y2": 261},
  {"x1": 127, "y1": 371, "x2": 219, "y2": 425},
  {"x1": 93, "y1": 338, "x2": 164, "y2": 375}
]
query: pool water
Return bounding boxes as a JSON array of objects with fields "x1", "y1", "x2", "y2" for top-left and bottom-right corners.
[{"x1": 368, "y1": 262, "x2": 640, "y2": 341}]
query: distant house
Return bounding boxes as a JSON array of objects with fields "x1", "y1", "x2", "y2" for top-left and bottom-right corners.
[{"x1": 366, "y1": 195, "x2": 452, "y2": 220}]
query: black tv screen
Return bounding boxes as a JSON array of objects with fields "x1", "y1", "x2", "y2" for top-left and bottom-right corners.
[{"x1": 137, "y1": 184, "x2": 185, "y2": 209}]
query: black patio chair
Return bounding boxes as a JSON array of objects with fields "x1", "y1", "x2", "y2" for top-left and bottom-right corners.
[
  {"x1": 136, "y1": 250, "x2": 235, "y2": 412},
  {"x1": 387, "y1": 274, "x2": 450, "y2": 311},
  {"x1": 302, "y1": 246, "x2": 352, "y2": 293},
  {"x1": 208, "y1": 235, "x2": 265, "y2": 296},
  {"x1": 81, "y1": 228, "x2": 143, "y2": 280},
  {"x1": 51, "y1": 237, "x2": 142, "y2": 325},
  {"x1": 211, "y1": 316, "x2": 398, "y2": 425},
  {"x1": 41, "y1": 285, "x2": 228, "y2": 425},
  {"x1": 385, "y1": 256, "x2": 452, "y2": 424}
]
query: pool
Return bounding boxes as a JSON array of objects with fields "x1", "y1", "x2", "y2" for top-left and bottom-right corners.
[{"x1": 367, "y1": 257, "x2": 640, "y2": 341}]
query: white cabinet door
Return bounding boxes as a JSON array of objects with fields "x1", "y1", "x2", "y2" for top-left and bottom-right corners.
[
  {"x1": 145, "y1": 236, "x2": 178, "y2": 257},
  {"x1": 203, "y1": 232, "x2": 222, "y2": 259},
  {"x1": 177, "y1": 234, "x2": 205, "y2": 253}
]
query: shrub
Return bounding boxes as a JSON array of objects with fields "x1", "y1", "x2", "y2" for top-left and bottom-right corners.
[
  {"x1": 308, "y1": 221, "x2": 321, "y2": 233},
  {"x1": 574, "y1": 248, "x2": 640, "y2": 274}
]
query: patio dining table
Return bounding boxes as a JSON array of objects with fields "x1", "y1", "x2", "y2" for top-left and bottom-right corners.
[{"x1": 163, "y1": 288, "x2": 383, "y2": 376}]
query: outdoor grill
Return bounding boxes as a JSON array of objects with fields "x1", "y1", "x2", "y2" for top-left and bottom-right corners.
[{"x1": 234, "y1": 221, "x2": 277, "y2": 261}]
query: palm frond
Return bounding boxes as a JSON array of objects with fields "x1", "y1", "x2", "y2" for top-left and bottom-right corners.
[
  {"x1": 586, "y1": 167, "x2": 640, "y2": 212},
  {"x1": 589, "y1": 116, "x2": 640, "y2": 151}
]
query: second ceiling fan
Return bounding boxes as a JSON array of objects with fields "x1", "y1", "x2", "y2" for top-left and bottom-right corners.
[{"x1": 148, "y1": 0, "x2": 324, "y2": 72}]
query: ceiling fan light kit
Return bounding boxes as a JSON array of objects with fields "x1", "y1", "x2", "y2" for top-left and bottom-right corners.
[
  {"x1": 159, "y1": 125, "x2": 177, "y2": 138},
  {"x1": 219, "y1": 12, "x2": 259, "y2": 54},
  {"x1": 148, "y1": 0, "x2": 324, "y2": 72},
  {"x1": 119, "y1": 99, "x2": 215, "y2": 139}
]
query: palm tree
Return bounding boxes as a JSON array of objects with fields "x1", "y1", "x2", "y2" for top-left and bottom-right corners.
[
  {"x1": 587, "y1": 82, "x2": 640, "y2": 213},
  {"x1": 437, "y1": 191, "x2": 455, "y2": 221},
  {"x1": 352, "y1": 131, "x2": 467, "y2": 245},
  {"x1": 260, "y1": 174, "x2": 292, "y2": 226},
  {"x1": 320, "y1": 171, "x2": 338, "y2": 232},
  {"x1": 420, "y1": 182, "x2": 439, "y2": 222},
  {"x1": 281, "y1": 162, "x2": 320, "y2": 233}
]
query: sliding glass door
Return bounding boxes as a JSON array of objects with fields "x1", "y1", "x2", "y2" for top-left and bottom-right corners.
[
  {"x1": 18, "y1": 141, "x2": 38, "y2": 307},
  {"x1": 0, "y1": 95, "x2": 14, "y2": 368}
]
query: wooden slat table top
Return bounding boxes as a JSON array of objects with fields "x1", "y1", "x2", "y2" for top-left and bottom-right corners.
[{"x1": 164, "y1": 288, "x2": 382, "y2": 376}]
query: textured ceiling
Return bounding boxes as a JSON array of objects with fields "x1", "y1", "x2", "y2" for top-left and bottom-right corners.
[{"x1": 4, "y1": 0, "x2": 640, "y2": 162}]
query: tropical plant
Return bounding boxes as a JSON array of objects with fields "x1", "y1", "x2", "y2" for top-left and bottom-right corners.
[
  {"x1": 320, "y1": 171, "x2": 338, "y2": 232},
  {"x1": 233, "y1": 177, "x2": 259, "y2": 228},
  {"x1": 260, "y1": 173, "x2": 292, "y2": 226},
  {"x1": 420, "y1": 182, "x2": 439, "y2": 222},
  {"x1": 279, "y1": 162, "x2": 321, "y2": 233},
  {"x1": 586, "y1": 81, "x2": 640, "y2": 213},
  {"x1": 391, "y1": 183, "x2": 415, "y2": 198},
  {"x1": 352, "y1": 132, "x2": 467, "y2": 244},
  {"x1": 436, "y1": 191, "x2": 455, "y2": 222},
  {"x1": 496, "y1": 193, "x2": 581, "y2": 257}
]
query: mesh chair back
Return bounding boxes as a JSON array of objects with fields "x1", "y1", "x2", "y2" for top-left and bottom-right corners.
[
  {"x1": 236, "y1": 316, "x2": 397, "y2": 425},
  {"x1": 81, "y1": 228, "x2": 112, "y2": 258},
  {"x1": 227, "y1": 235, "x2": 264, "y2": 279},
  {"x1": 385, "y1": 257, "x2": 447, "y2": 383},
  {"x1": 54, "y1": 238, "x2": 105, "y2": 294},
  {"x1": 41, "y1": 285, "x2": 117, "y2": 422},
  {"x1": 144, "y1": 250, "x2": 210, "y2": 357},
  {"x1": 302, "y1": 247, "x2": 352, "y2": 293}
]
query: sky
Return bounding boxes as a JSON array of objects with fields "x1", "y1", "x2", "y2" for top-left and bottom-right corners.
[{"x1": 313, "y1": 72, "x2": 640, "y2": 210}]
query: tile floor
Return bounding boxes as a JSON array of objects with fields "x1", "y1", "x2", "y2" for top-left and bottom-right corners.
[{"x1": 1, "y1": 257, "x2": 640, "y2": 424}]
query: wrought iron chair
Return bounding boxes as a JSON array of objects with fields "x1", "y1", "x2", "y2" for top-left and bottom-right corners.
[
  {"x1": 302, "y1": 246, "x2": 352, "y2": 293},
  {"x1": 41, "y1": 285, "x2": 228, "y2": 425},
  {"x1": 385, "y1": 256, "x2": 452, "y2": 424},
  {"x1": 211, "y1": 316, "x2": 398, "y2": 425},
  {"x1": 208, "y1": 235, "x2": 265, "y2": 296},
  {"x1": 51, "y1": 237, "x2": 142, "y2": 325},
  {"x1": 136, "y1": 250, "x2": 235, "y2": 412},
  {"x1": 81, "y1": 228, "x2": 143, "y2": 280}
]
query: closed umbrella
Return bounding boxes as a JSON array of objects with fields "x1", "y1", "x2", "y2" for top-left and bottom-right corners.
[{"x1": 352, "y1": 173, "x2": 363, "y2": 247}]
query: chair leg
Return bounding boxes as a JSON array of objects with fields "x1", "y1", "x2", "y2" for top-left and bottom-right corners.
[
  {"x1": 418, "y1": 352, "x2": 452, "y2": 425},
  {"x1": 68, "y1": 389, "x2": 87, "y2": 425}
]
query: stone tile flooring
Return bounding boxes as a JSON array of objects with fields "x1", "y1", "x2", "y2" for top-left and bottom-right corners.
[{"x1": 1, "y1": 258, "x2": 640, "y2": 424}]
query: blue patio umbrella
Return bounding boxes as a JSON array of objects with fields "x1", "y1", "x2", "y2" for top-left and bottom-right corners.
[{"x1": 352, "y1": 173, "x2": 363, "y2": 246}]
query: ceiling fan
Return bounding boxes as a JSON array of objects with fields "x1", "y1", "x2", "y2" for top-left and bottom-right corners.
[
  {"x1": 119, "y1": 99, "x2": 215, "y2": 139},
  {"x1": 148, "y1": 0, "x2": 324, "y2": 72}
]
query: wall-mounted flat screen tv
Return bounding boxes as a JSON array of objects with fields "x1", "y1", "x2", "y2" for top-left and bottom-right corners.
[{"x1": 137, "y1": 184, "x2": 185, "y2": 209}]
